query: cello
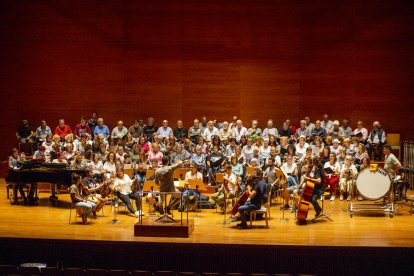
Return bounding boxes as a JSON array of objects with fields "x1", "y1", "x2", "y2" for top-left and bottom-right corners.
[
  {"x1": 231, "y1": 174, "x2": 258, "y2": 216},
  {"x1": 296, "y1": 176, "x2": 315, "y2": 225}
]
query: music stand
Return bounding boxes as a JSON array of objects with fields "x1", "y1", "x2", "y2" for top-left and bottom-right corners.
[
  {"x1": 188, "y1": 178, "x2": 206, "y2": 218},
  {"x1": 142, "y1": 180, "x2": 157, "y2": 217},
  {"x1": 275, "y1": 170, "x2": 289, "y2": 222}
]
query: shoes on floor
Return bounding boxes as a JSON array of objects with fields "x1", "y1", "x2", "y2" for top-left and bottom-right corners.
[
  {"x1": 347, "y1": 195, "x2": 352, "y2": 201},
  {"x1": 237, "y1": 223, "x2": 248, "y2": 229},
  {"x1": 340, "y1": 195, "x2": 343, "y2": 201},
  {"x1": 330, "y1": 196, "x2": 335, "y2": 201}
]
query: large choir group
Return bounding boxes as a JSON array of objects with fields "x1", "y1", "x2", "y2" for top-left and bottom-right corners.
[{"x1": 9, "y1": 112, "x2": 401, "y2": 226}]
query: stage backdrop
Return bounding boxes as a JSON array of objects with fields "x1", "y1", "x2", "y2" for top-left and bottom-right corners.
[{"x1": 0, "y1": 0, "x2": 413, "y2": 159}]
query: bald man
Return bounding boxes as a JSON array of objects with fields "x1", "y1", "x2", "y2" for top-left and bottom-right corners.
[{"x1": 111, "y1": 120, "x2": 128, "y2": 140}]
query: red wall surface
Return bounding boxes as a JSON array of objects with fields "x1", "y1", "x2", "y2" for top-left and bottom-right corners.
[{"x1": 0, "y1": 0, "x2": 413, "y2": 159}]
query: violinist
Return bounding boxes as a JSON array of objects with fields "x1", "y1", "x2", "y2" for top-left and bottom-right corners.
[
  {"x1": 237, "y1": 168, "x2": 265, "y2": 229},
  {"x1": 70, "y1": 173, "x2": 96, "y2": 224},
  {"x1": 82, "y1": 170, "x2": 110, "y2": 215},
  {"x1": 303, "y1": 158, "x2": 324, "y2": 219}
]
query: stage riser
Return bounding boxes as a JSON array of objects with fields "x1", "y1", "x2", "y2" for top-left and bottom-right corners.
[
  {"x1": 134, "y1": 219, "x2": 194, "y2": 238},
  {"x1": 0, "y1": 238, "x2": 412, "y2": 276}
]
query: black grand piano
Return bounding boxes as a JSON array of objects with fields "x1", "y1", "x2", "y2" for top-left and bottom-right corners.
[{"x1": 5, "y1": 161, "x2": 86, "y2": 205}]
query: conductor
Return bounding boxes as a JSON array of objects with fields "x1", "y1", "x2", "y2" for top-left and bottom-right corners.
[{"x1": 155, "y1": 157, "x2": 183, "y2": 215}]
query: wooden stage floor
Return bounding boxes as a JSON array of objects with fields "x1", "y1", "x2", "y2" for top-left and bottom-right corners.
[{"x1": 0, "y1": 179, "x2": 413, "y2": 248}]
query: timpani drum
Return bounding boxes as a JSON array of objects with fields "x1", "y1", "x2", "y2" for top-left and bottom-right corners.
[{"x1": 356, "y1": 167, "x2": 391, "y2": 200}]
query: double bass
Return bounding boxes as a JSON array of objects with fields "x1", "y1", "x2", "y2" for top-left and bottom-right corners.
[{"x1": 296, "y1": 173, "x2": 315, "y2": 225}]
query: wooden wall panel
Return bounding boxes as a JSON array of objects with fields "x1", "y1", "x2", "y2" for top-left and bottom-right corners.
[{"x1": 0, "y1": 0, "x2": 413, "y2": 159}]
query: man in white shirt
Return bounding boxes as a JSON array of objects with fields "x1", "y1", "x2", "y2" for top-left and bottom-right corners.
[
  {"x1": 231, "y1": 120, "x2": 248, "y2": 142},
  {"x1": 111, "y1": 121, "x2": 128, "y2": 141},
  {"x1": 262, "y1": 119, "x2": 278, "y2": 139},
  {"x1": 203, "y1": 121, "x2": 219, "y2": 142},
  {"x1": 156, "y1": 120, "x2": 173, "y2": 139}
]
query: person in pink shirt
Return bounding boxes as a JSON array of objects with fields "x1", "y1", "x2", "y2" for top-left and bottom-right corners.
[{"x1": 148, "y1": 142, "x2": 163, "y2": 166}]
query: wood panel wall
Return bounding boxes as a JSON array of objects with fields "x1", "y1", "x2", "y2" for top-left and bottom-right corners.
[{"x1": 0, "y1": 0, "x2": 413, "y2": 159}]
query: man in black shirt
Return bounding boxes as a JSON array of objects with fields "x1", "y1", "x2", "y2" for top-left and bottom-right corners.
[
  {"x1": 143, "y1": 117, "x2": 158, "y2": 142},
  {"x1": 237, "y1": 168, "x2": 265, "y2": 229},
  {"x1": 173, "y1": 120, "x2": 188, "y2": 141},
  {"x1": 303, "y1": 158, "x2": 325, "y2": 218}
]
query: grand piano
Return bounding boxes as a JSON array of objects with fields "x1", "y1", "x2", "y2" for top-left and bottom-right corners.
[{"x1": 5, "y1": 162, "x2": 86, "y2": 205}]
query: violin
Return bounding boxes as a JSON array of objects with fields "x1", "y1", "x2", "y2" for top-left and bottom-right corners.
[
  {"x1": 296, "y1": 172, "x2": 315, "y2": 225},
  {"x1": 100, "y1": 178, "x2": 113, "y2": 198}
]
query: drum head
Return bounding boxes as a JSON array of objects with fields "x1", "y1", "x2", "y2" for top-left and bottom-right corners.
[{"x1": 356, "y1": 168, "x2": 391, "y2": 200}]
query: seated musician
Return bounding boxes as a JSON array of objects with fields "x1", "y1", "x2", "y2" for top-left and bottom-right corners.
[
  {"x1": 383, "y1": 145, "x2": 402, "y2": 201},
  {"x1": 236, "y1": 168, "x2": 265, "y2": 229},
  {"x1": 8, "y1": 150, "x2": 37, "y2": 204},
  {"x1": 70, "y1": 173, "x2": 96, "y2": 224},
  {"x1": 303, "y1": 157, "x2": 325, "y2": 219},
  {"x1": 339, "y1": 155, "x2": 358, "y2": 201},
  {"x1": 82, "y1": 170, "x2": 110, "y2": 215},
  {"x1": 211, "y1": 164, "x2": 237, "y2": 211},
  {"x1": 178, "y1": 163, "x2": 203, "y2": 211},
  {"x1": 113, "y1": 169, "x2": 144, "y2": 217},
  {"x1": 290, "y1": 164, "x2": 310, "y2": 213},
  {"x1": 263, "y1": 157, "x2": 280, "y2": 196}
]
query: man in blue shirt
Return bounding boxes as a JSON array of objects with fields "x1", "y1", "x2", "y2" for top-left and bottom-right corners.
[{"x1": 93, "y1": 118, "x2": 110, "y2": 139}]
